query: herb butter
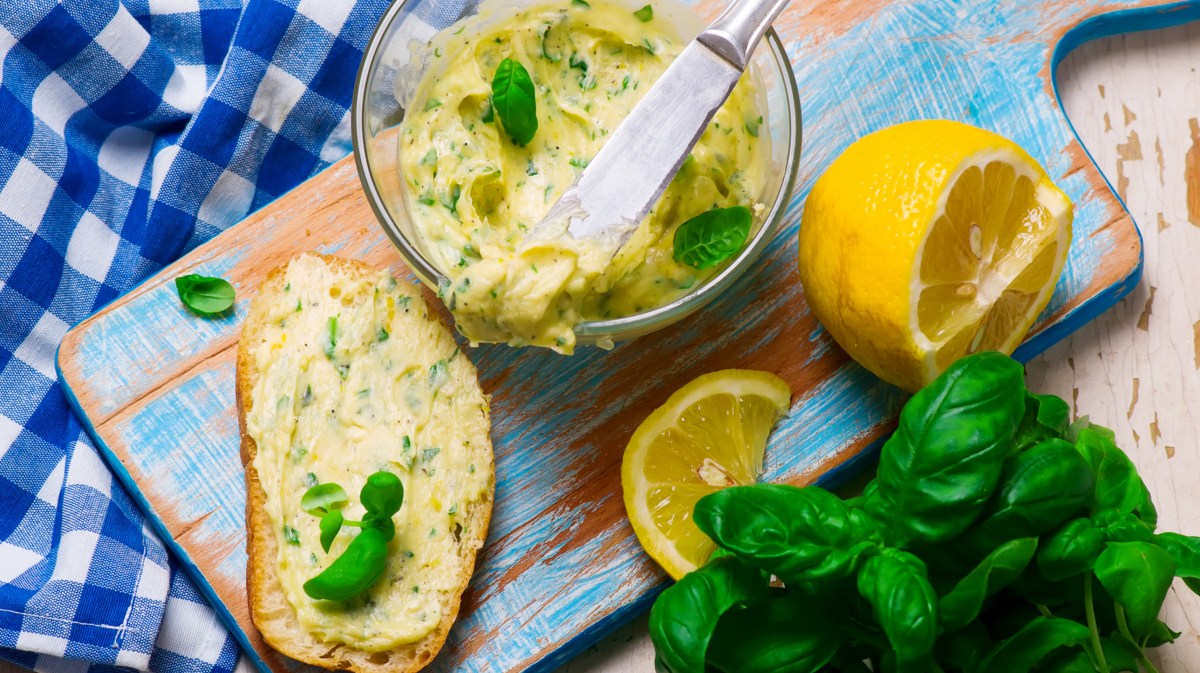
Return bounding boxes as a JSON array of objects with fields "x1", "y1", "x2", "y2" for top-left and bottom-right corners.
[
  {"x1": 399, "y1": 0, "x2": 768, "y2": 352},
  {"x1": 245, "y1": 255, "x2": 491, "y2": 650}
]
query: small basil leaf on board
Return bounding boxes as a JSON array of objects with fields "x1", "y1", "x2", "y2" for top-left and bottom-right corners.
[
  {"x1": 175, "y1": 274, "x2": 235, "y2": 315},
  {"x1": 864, "y1": 352, "x2": 1025, "y2": 547},
  {"x1": 319, "y1": 510, "x2": 344, "y2": 554},
  {"x1": 938, "y1": 537, "x2": 1037, "y2": 632},
  {"x1": 706, "y1": 593, "x2": 842, "y2": 673},
  {"x1": 856, "y1": 550, "x2": 938, "y2": 666},
  {"x1": 694, "y1": 484, "x2": 880, "y2": 582},
  {"x1": 1093, "y1": 541, "x2": 1175, "y2": 633},
  {"x1": 303, "y1": 526, "x2": 390, "y2": 601},
  {"x1": 1038, "y1": 518, "x2": 1105, "y2": 581},
  {"x1": 976, "y1": 616, "x2": 1090, "y2": 673},
  {"x1": 649, "y1": 554, "x2": 768, "y2": 673},
  {"x1": 301, "y1": 483, "x2": 349, "y2": 516},
  {"x1": 492, "y1": 58, "x2": 538, "y2": 146},
  {"x1": 1076, "y1": 426, "x2": 1157, "y2": 526},
  {"x1": 1154, "y1": 532, "x2": 1200, "y2": 595},
  {"x1": 360, "y1": 471, "x2": 404, "y2": 517},
  {"x1": 672, "y1": 206, "x2": 753, "y2": 270},
  {"x1": 964, "y1": 438, "x2": 1094, "y2": 551}
]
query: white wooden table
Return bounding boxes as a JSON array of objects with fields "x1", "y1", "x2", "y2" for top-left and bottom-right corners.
[{"x1": 559, "y1": 20, "x2": 1200, "y2": 673}]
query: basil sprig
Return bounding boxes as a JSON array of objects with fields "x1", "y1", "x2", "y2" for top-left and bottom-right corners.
[
  {"x1": 301, "y1": 471, "x2": 404, "y2": 601},
  {"x1": 672, "y1": 206, "x2": 752, "y2": 270},
  {"x1": 649, "y1": 351, "x2": 1200, "y2": 672},
  {"x1": 175, "y1": 274, "x2": 235, "y2": 315},
  {"x1": 491, "y1": 58, "x2": 538, "y2": 146}
]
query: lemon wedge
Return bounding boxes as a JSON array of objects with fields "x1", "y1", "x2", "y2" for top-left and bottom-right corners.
[
  {"x1": 798, "y1": 120, "x2": 1073, "y2": 392},
  {"x1": 621, "y1": 370, "x2": 791, "y2": 579}
]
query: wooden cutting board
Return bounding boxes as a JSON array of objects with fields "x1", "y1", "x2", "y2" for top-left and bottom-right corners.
[{"x1": 57, "y1": 0, "x2": 1198, "y2": 671}]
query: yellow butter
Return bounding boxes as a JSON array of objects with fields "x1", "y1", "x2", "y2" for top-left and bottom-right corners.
[
  {"x1": 245, "y1": 255, "x2": 490, "y2": 650},
  {"x1": 399, "y1": 0, "x2": 768, "y2": 352}
]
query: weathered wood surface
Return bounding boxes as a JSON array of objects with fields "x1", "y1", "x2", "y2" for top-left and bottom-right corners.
[
  {"x1": 58, "y1": 1, "x2": 1194, "y2": 671},
  {"x1": 562, "y1": 15, "x2": 1200, "y2": 673}
]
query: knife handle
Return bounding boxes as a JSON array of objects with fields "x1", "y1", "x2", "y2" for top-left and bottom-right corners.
[{"x1": 698, "y1": 0, "x2": 792, "y2": 71}]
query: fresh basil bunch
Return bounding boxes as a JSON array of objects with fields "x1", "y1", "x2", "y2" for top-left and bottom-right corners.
[
  {"x1": 300, "y1": 471, "x2": 404, "y2": 602},
  {"x1": 650, "y1": 352, "x2": 1198, "y2": 673}
]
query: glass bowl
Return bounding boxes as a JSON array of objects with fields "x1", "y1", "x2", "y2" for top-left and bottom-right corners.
[{"x1": 352, "y1": 0, "x2": 802, "y2": 346}]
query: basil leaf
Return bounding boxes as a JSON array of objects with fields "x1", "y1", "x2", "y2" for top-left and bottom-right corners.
[
  {"x1": 976, "y1": 617, "x2": 1091, "y2": 673},
  {"x1": 938, "y1": 538, "x2": 1037, "y2": 632},
  {"x1": 1140, "y1": 619, "x2": 1182, "y2": 647},
  {"x1": 672, "y1": 206, "x2": 752, "y2": 269},
  {"x1": 1094, "y1": 541, "x2": 1175, "y2": 633},
  {"x1": 1036, "y1": 647, "x2": 1098, "y2": 673},
  {"x1": 856, "y1": 550, "x2": 938, "y2": 666},
  {"x1": 303, "y1": 527, "x2": 390, "y2": 601},
  {"x1": 706, "y1": 593, "x2": 842, "y2": 673},
  {"x1": 175, "y1": 274, "x2": 235, "y2": 315},
  {"x1": 319, "y1": 510, "x2": 343, "y2": 553},
  {"x1": 492, "y1": 58, "x2": 538, "y2": 146},
  {"x1": 865, "y1": 351, "x2": 1025, "y2": 547},
  {"x1": 633, "y1": 4, "x2": 653, "y2": 21},
  {"x1": 694, "y1": 484, "x2": 880, "y2": 582},
  {"x1": 1076, "y1": 427, "x2": 1157, "y2": 526},
  {"x1": 649, "y1": 554, "x2": 768, "y2": 673},
  {"x1": 1038, "y1": 517, "x2": 1105, "y2": 581},
  {"x1": 360, "y1": 471, "x2": 404, "y2": 518},
  {"x1": 301, "y1": 482, "x2": 349, "y2": 516},
  {"x1": 1013, "y1": 392, "x2": 1070, "y2": 452},
  {"x1": 1155, "y1": 531, "x2": 1200, "y2": 595},
  {"x1": 963, "y1": 438, "x2": 1095, "y2": 552}
]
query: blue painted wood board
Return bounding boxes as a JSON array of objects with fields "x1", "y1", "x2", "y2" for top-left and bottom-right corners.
[{"x1": 57, "y1": 0, "x2": 1199, "y2": 671}]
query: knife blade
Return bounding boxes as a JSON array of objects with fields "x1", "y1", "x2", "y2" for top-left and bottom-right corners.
[{"x1": 534, "y1": 0, "x2": 791, "y2": 252}]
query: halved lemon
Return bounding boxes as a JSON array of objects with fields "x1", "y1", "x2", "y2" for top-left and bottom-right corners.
[
  {"x1": 798, "y1": 120, "x2": 1073, "y2": 392},
  {"x1": 621, "y1": 370, "x2": 791, "y2": 579}
]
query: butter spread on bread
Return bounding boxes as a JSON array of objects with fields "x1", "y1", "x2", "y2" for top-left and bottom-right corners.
[{"x1": 238, "y1": 253, "x2": 493, "y2": 668}]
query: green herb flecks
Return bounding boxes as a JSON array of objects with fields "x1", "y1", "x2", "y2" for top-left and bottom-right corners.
[
  {"x1": 324, "y1": 316, "x2": 338, "y2": 359},
  {"x1": 745, "y1": 115, "x2": 762, "y2": 138},
  {"x1": 283, "y1": 525, "x2": 300, "y2": 546},
  {"x1": 634, "y1": 4, "x2": 653, "y2": 21},
  {"x1": 429, "y1": 359, "x2": 449, "y2": 391}
]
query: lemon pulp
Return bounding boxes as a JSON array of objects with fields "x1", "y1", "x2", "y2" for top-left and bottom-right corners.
[
  {"x1": 915, "y1": 157, "x2": 1072, "y2": 377},
  {"x1": 621, "y1": 370, "x2": 790, "y2": 578}
]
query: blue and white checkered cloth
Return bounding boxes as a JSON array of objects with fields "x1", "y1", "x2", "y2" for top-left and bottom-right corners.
[{"x1": 0, "y1": 0, "x2": 389, "y2": 671}]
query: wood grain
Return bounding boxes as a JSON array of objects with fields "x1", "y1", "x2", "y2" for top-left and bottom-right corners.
[{"x1": 56, "y1": 1, "x2": 1187, "y2": 671}]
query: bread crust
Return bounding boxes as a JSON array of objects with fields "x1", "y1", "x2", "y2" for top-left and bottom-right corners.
[{"x1": 236, "y1": 254, "x2": 494, "y2": 673}]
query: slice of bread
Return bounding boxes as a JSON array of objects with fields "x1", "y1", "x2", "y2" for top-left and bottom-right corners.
[{"x1": 237, "y1": 253, "x2": 494, "y2": 673}]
